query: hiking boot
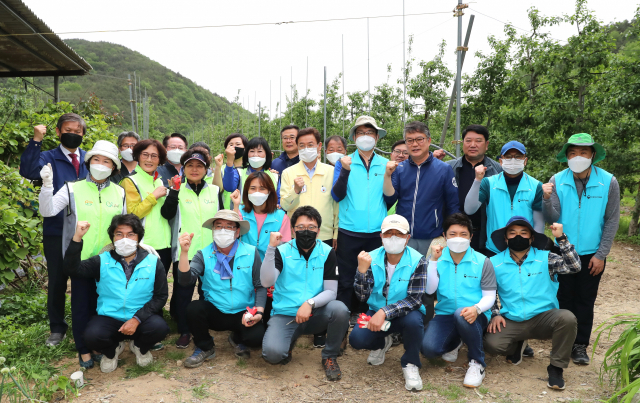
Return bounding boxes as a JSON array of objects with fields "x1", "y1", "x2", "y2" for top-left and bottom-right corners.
[
  {"x1": 523, "y1": 344, "x2": 535, "y2": 357},
  {"x1": 129, "y1": 340, "x2": 153, "y2": 367},
  {"x1": 367, "y1": 335, "x2": 393, "y2": 366},
  {"x1": 442, "y1": 341, "x2": 463, "y2": 363},
  {"x1": 463, "y1": 359, "x2": 486, "y2": 388},
  {"x1": 402, "y1": 363, "x2": 423, "y2": 391},
  {"x1": 349, "y1": 313, "x2": 359, "y2": 328},
  {"x1": 184, "y1": 346, "x2": 216, "y2": 368},
  {"x1": 391, "y1": 332, "x2": 403, "y2": 346},
  {"x1": 45, "y1": 332, "x2": 66, "y2": 347},
  {"x1": 175, "y1": 334, "x2": 191, "y2": 349},
  {"x1": 571, "y1": 344, "x2": 589, "y2": 365},
  {"x1": 547, "y1": 364, "x2": 565, "y2": 390},
  {"x1": 506, "y1": 340, "x2": 528, "y2": 365},
  {"x1": 100, "y1": 341, "x2": 125, "y2": 373},
  {"x1": 228, "y1": 333, "x2": 250, "y2": 359},
  {"x1": 313, "y1": 333, "x2": 326, "y2": 348},
  {"x1": 322, "y1": 358, "x2": 342, "y2": 381}
]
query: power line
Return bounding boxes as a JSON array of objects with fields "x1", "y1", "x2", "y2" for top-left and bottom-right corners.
[
  {"x1": 20, "y1": 78, "x2": 54, "y2": 97},
  {"x1": 469, "y1": 8, "x2": 567, "y2": 43}
]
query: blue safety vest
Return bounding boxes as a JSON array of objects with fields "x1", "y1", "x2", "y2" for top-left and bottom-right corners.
[
  {"x1": 272, "y1": 240, "x2": 332, "y2": 316},
  {"x1": 241, "y1": 209, "x2": 286, "y2": 260},
  {"x1": 200, "y1": 241, "x2": 256, "y2": 314},
  {"x1": 96, "y1": 252, "x2": 157, "y2": 322},
  {"x1": 485, "y1": 172, "x2": 541, "y2": 253},
  {"x1": 367, "y1": 246, "x2": 426, "y2": 315},
  {"x1": 555, "y1": 167, "x2": 612, "y2": 255},
  {"x1": 490, "y1": 247, "x2": 557, "y2": 322},
  {"x1": 435, "y1": 247, "x2": 490, "y2": 320}
]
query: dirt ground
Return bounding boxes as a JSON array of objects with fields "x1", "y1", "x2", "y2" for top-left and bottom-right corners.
[{"x1": 57, "y1": 241, "x2": 640, "y2": 403}]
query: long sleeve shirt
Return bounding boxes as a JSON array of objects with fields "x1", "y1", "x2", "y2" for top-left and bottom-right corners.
[{"x1": 122, "y1": 177, "x2": 158, "y2": 218}]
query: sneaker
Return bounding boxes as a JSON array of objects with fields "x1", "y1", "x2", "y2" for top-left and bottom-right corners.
[
  {"x1": 228, "y1": 333, "x2": 250, "y2": 359},
  {"x1": 391, "y1": 332, "x2": 403, "y2": 346},
  {"x1": 129, "y1": 340, "x2": 153, "y2": 367},
  {"x1": 281, "y1": 349, "x2": 293, "y2": 365},
  {"x1": 402, "y1": 363, "x2": 423, "y2": 391},
  {"x1": 523, "y1": 344, "x2": 535, "y2": 357},
  {"x1": 150, "y1": 342, "x2": 164, "y2": 351},
  {"x1": 100, "y1": 341, "x2": 125, "y2": 373},
  {"x1": 78, "y1": 354, "x2": 94, "y2": 369},
  {"x1": 442, "y1": 341, "x2": 463, "y2": 363},
  {"x1": 349, "y1": 313, "x2": 359, "y2": 328},
  {"x1": 184, "y1": 346, "x2": 216, "y2": 368},
  {"x1": 313, "y1": 333, "x2": 326, "y2": 348},
  {"x1": 45, "y1": 333, "x2": 66, "y2": 347},
  {"x1": 547, "y1": 364, "x2": 565, "y2": 390},
  {"x1": 463, "y1": 359, "x2": 486, "y2": 388},
  {"x1": 322, "y1": 358, "x2": 342, "y2": 381},
  {"x1": 367, "y1": 335, "x2": 393, "y2": 366},
  {"x1": 506, "y1": 340, "x2": 528, "y2": 365},
  {"x1": 571, "y1": 344, "x2": 589, "y2": 365},
  {"x1": 175, "y1": 334, "x2": 191, "y2": 349}
]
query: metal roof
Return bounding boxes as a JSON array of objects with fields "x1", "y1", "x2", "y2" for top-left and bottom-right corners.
[{"x1": 0, "y1": 0, "x2": 92, "y2": 78}]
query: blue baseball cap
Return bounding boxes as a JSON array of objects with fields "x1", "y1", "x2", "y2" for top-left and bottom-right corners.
[
  {"x1": 490, "y1": 215, "x2": 548, "y2": 252},
  {"x1": 501, "y1": 141, "x2": 526, "y2": 156}
]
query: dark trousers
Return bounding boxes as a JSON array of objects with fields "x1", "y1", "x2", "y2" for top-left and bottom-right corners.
[
  {"x1": 43, "y1": 236, "x2": 68, "y2": 334},
  {"x1": 70, "y1": 277, "x2": 98, "y2": 355},
  {"x1": 557, "y1": 253, "x2": 605, "y2": 346},
  {"x1": 170, "y1": 262, "x2": 196, "y2": 335},
  {"x1": 156, "y1": 248, "x2": 172, "y2": 276},
  {"x1": 84, "y1": 314, "x2": 169, "y2": 358},
  {"x1": 187, "y1": 300, "x2": 265, "y2": 351},
  {"x1": 336, "y1": 231, "x2": 382, "y2": 313}
]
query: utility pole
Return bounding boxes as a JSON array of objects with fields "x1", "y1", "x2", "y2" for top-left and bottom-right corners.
[
  {"x1": 402, "y1": 0, "x2": 406, "y2": 125},
  {"x1": 305, "y1": 56, "x2": 309, "y2": 127},
  {"x1": 342, "y1": 35, "x2": 345, "y2": 136},
  {"x1": 323, "y1": 66, "x2": 327, "y2": 163},
  {"x1": 133, "y1": 71, "x2": 139, "y2": 133},
  {"x1": 143, "y1": 88, "x2": 149, "y2": 139},
  {"x1": 258, "y1": 101, "x2": 261, "y2": 137},
  {"x1": 454, "y1": 0, "x2": 467, "y2": 158},
  {"x1": 367, "y1": 18, "x2": 371, "y2": 113},
  {"x1": 127, "y1": 74, "x2": 135, "y2": 131},
  {"x1": 290, "y1": 66, "x2": 293, "y2": 124}
]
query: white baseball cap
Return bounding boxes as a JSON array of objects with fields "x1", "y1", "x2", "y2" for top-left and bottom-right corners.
[{"x1": 381, "y1": 214, "x2": 410, "y2": 234}]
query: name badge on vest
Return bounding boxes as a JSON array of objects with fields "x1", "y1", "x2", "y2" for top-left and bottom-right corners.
[{"x1": 321, "y1": 186, "x2": 327, "y2": 193}]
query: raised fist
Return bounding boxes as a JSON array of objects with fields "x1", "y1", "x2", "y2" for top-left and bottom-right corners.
[
  {"x1": 33, "y1": 125, "x2": 46, "y2": 142},
  {"x1": 385, "y1": 161, "x2": 398, "y2": 176},
  {"x1": 542, "y1": 183, "x2": 554, "y2": 200},
  {"x1": 230, "y1": 189, "x2": 241, "y2": 207},
  {"x1": 152, "y1": 186, "x2": 168, "y2": 199},
  {"x1": 225, "y1": 143, "x2": 236, "y2": 163},
  {"x1": 74, "y1": 221, "x2": 91, "y2": 239},
  {"x1": 432, "y1": 149, "x2": 446, "y2": 160},
  {"x1": 214, "y1": 153, "x2": 224, "y2": 167},
  {"x1": 430, "y1": 245, "x2": 443, "y2": 261},
  {"x1": 293, "y1": 177, "x2": 305, "y2": 194},
  {"x1": 39, "y1": 163, "x2": 53, "y2": 188},
  {"x1": 357, "y1": 251, "x2": 372, "y2": 273},
  {"x1": 550, "y1": 223, "x2": 564, "y2": 239},
  {"x1": 340, "y1": 156, "x2": 352, "y2": 171},
  {"x1": 475, "y1": 164, "x2": 487, "y2": 181},
  {"x1": 179, "y1": 232, "x2": 194, "y2": 252},
  {"x1": 269, "y1": 231, "x2": 282, "y2": 247}
]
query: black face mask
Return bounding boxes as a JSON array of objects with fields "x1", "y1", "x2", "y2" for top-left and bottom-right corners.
[
  {"x1": 507, "y1": 235, "x2": 531, "y2": 252},
  {"x1": 60, "y1": 132, "x2": 83, "y2": 149},
  {"x1": 295, "y1": 230, "x2": 317, "y2": 251},
  {"x1": 234, "y1": 147, "x2": 245, "y2": 160}
]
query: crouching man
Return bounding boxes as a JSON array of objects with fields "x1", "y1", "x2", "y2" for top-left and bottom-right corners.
[{"x1": 63, "y1": 215, "x2": 169, "y2": 373}]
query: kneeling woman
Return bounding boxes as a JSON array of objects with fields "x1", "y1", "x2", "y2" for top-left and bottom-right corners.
[
  {"x1": 420, "y1": 213, "x2": 496, "y2": 389},
  {"x1": 63, "y1": 215, "x2": 170, "y2": 373}
]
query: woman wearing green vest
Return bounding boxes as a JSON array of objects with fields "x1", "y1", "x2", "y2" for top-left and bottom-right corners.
[
  {"x1": 120, "y1": 139, "x2": 172, "y2": 274},
  {"x1": 39, "y1": 140, "x2": 126, "y2": 369},
  {"x1": 160, "y1": 147, "x2": 221, "y2": 349},
  {"x1": 220, "y1": 133, "x2": 248, "y2": 210}
]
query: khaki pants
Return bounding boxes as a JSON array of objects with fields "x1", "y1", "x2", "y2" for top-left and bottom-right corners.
[{"x1": 483, "y1": 309, "x2": 577, "y2": 368}]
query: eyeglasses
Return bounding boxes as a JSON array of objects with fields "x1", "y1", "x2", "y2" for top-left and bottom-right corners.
[
  {"x1": 294, "y1": 225, "x2": 318, "y2": 231},
  {"x1": 214, "y1": 224, "x2": 238, "y2": 231},
  {"x1": 392, "y1": 150, "x2": 409, "y2": 156},
  {"x1": 282, "y1": 135, "x2": 296, "y2": 141},
  {"x1": 405, "y1": 137, "x2": 428, "y2": 146},
  {"x1": 120, "y1": 144, "x2": 136, "y2": 149},
  {"x1": 502, "y1": 156, "x2": 526, "y2": 161},
  {"x1": 355, "y1": 131, "x2": 376, "y2": 137},
  {"x1": 167, "y1": 145, "x2": 186, "y2": 151},
  {"x1": 140, "y1": 152, "x2": 159, "y2": 160}
]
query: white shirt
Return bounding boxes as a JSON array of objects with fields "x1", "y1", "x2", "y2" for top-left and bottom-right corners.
[{"x1": 59, "y1": 145, "x2": 80, "y2": 164}]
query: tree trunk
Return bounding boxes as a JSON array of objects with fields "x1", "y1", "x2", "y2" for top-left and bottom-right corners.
[{"x1": 629, "y1": 180, "x2": 640, "y2": 236}]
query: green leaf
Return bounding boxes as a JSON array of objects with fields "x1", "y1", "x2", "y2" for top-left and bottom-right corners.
[{"x1": 14, "y1": 247, "x2": 28, "y2": 259}]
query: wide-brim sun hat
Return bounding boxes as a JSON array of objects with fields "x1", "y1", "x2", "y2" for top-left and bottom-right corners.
[
  {"x1": 84, "y1": 140, "x2": 121, "y2": 169},
  {"x1": 490, "y1": 215, "x2": 548, "y2": 252},
  {"x1": 348, "y1": 115, "x2": 387, "y2": 141},
  {"x1": 202, "y1": 209, "x2": 250, "y2": 235},
  {"x1": 556, "y1": 133, "x2": 606, "y2": 164}
]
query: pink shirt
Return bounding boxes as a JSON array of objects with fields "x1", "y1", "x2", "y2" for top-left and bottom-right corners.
[{"x1": 238, "y1": 210, "x2": 292, "y2": 243}]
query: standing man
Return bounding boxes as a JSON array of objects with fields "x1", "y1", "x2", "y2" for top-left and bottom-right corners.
[
  {"x1": 387, "y1": 140, "x2": 410, "y2": 216},
  {"x1": 446, "y1": 125, "x2": 502, "y2": 254},
  {"x1": 157, "y1": 133, "x2": 188, "y2": 185},
  {"x1": 271, "y1": 125, "x2": 300, "y2": 175},
  {"x1": 542, "y1": 133, "x2": 620, "y2": 365},
  {"x1": 332, "y1": 116, "x2": 390, "y2": 326},
  {"x1": 111, "y1": 131, "x2": 140, "y2": 184},
  {"x1": 19, "y1": 114, "x2": 89, "y2": 346}
]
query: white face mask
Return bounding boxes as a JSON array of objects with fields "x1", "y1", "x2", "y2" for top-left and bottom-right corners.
[
  {"x1": 167, "y1": 149, "x2": 184, "y2": 165},
  {"x1": 248, "y1": 157, "x2": 266, "y2": 169},
  {"x1": 114, "y1": 238, "x2": 137, "y2": 257},
  {"x1": 382, "y1": 235, "x2": 407, "y2": 255},
  {"x1": 568, "y1": 156, "x2": 592, "y2": 173},
  {"x1": 446, "y1": 237, "x2": 471, "y2": 254},
  {"x1": 248, "y1": 191, "x2": 269, "y2": 206},
  {"x1": 501, "y1": 158, "x2": 525, "y2": 175},
  {"x1": 90, "y1": 163, "x2": 112, "y2": 180},
  {"x1": 299, "y1": 147, "x2": 318, "y2": 163},
  {"x1": 121, "y1": 149, "x2": 134, "y2": 162},
  {"x1": 326, "y1": 152, "x2": 344, "y2": 165},
  {"x1": 214, "y1": 229, "x2": 236, "y2": 248},
  {"x1": 355, "y1": 136, "x2": 376, "y2": 152}
]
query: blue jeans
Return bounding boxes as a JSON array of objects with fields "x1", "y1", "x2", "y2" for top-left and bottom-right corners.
[
  {"x1": 421, "y1": 307, "x2": 489, "y2": 367},
  {"x1": 349, "y1": 309, "x2": 424, "y2": 368}
]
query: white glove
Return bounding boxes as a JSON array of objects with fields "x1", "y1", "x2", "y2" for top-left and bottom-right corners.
[{"x1": 40, "y1": 163, "x2": 53, "y2": 188}]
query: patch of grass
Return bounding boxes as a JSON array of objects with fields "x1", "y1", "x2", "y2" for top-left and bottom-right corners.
[
  {"x1": 191, "y1": 382, "x2": 211, "y2": 399},
  {"x1": 478, "y1": 386, "x2": 489, "y2": 394},
  {"x1": 294, "y1": 342, "x2": 312, "y2": 350},
  {"x1": 167, "y1": 277, "x2": 174, "y2": 283},
  {"x1": 124, "y1": 360, "x2": 166, "y2": 378},
  {"x1": 236, "y1": 358, "x2": 247, "y2": 368},
  {"x1": 565, "y1": 400, "x2": 583, "y2": 403},
  {"x1": 426, "y1": 357, "x2": 448, "y2": 368},
  {"x1": 165, "y1": 350, "x2": 186, "y2": 361},
  {"x1": 437, "y1": 384, "x2": 465, "y2": 400}
]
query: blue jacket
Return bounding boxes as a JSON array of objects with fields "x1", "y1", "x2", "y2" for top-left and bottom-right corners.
[
  {"x1": 19, "y1": 141, "x2": 88, "y2": 236},
  {"x1": 271, "y1": 152, "x2": 300, "y2": 177},
  {"x1": 384, "y1": 153, "x2": 459, "y2": 239}
]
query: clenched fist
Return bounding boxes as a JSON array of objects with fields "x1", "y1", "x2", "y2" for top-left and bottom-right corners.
[
  {"x1": 542, "y1": 183, "x2": 554, "y2": 200},
  {"x1": 385, "y1": 161, "x2": 398, "y2": 177},
  {"x1": 225, "y1": 143, "x2": 237, "y2": 165},
  {"x1": 230, "y1": 189, "x2": 241, "y2": 207},
  {"x1": 550, "y1": 223, "x2": 564, "y2": 239},
  {"x1": 475, "y1": 164, "x2": 487, "y2": 181},
  {"x1": 432, "y1": 149, "x2": 446, "y2": 160},
  {"x1": 357, "y1": 251, "x2": 372, "y2": 273},
  {"x1": 179, "y1": 232, "x2": 194, "y2": 252},
  {"x1": 340, "y1": 156, "x2": 352, "y2": 171},
  {"x1": 73, "y1": 221, "x2": 91, "y2": 241},
  {"x1": 293, "y1": 177, "x2": 305, "y2": 194},
  {"x1": 269, "y1": 231, "x2": 282, "y2": 247},
  {"x1": 152, "y1": 186, "x2": 168, "y2": 199},
  {"x1": 430, "y1": 245, "x2": 443, "y2": 261},
  {"x1": 34, "y1": 125, "x2": 47, "y2": 142},
  {"x1": 214, "y1": 153, "x2": 224, "y2": 167}
]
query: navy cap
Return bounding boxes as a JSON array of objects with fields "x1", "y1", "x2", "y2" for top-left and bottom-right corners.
[
  {"x1": 490, "y1": 215, "x2": 548, "y2": 252},
  {"x1": 183, "y1": 152, "x2": 207, "y2": 166},
  {"x1": 501, "y1": 141, "x2": 526, "y2": 156}
]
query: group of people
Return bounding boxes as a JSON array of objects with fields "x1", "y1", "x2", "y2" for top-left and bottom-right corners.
[{"x1": 19, "y1": 112, "x2": 619, "y2": 392}]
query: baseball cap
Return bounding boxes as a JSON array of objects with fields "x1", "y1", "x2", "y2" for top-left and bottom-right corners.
[
  {"x1": 501, "y1": 141, "x2": 526, "y2": 156},
  {"x1": 381, "y1": 214, "x2": 410, "y2": 234}
]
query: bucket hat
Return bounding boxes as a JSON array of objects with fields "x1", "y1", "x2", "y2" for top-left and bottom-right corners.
[
  {"x1": 556, "y1": 133, "x2": 605, "y2": 163},
  {"x1": 202, "y1": 209, "x2": 250, "y2": 235},
  {"x1": 348, "y1": 116, "x2": 387, "y2": 141},
  {"x1": 84, "y1": 140, "x2": 121, "y2": 169}
]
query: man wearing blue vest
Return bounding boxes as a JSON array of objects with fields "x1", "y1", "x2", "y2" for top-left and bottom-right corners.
[
  {"x1": 421, "y1": 213, "x2": 496, "y2": 389},
  {"x1": 542, "y1": 133, "x2": 620, "y2": 365},
  {"x1": 20, "y1": 114, "x2": 89, "y2": 347},
  {"x1": 348, "y1": 214, "x2": 427, "y2": 392},
  {"x1": 465, "y1": 141, "x2": 544, "y2": 256},
  {"x1": 178, "y1": 210, "x2": 265, "y2": 367},
  {"x1": 63, "y1": 215, "x2": 169, "y2": 373},
  {"x1": 484, "y1": 216, "x2": 580, "y2": 390},
  {"x1": 261, "y1": 206, "x2": 349, "y2": 381},
  {"x1": 332, "y1": 116, "x2": 390, "y2": 326}
]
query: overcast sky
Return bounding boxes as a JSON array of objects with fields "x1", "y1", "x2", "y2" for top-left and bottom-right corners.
[{"x1": 25, "y1": 0, "x2": 639, "y2": 117}]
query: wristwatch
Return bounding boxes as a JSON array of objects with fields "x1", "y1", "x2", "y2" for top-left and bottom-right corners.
[
  {"x1": 474, "y1": 304, "x2": 482, "y2": 316},
  {"x1": 306, "y1": 299, "x2": 315, "y2": 308}
]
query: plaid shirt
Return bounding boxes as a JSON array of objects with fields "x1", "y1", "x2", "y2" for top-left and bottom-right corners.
[
  {"x1": 86, "y1": 174, "x2": 109, "y2": 191},
  {"x1": 490, "y1": 238, "x2": 581, "y2": 317},
  {"x1": 354, "y1": 254, "x2": 428, "y2": 320}
]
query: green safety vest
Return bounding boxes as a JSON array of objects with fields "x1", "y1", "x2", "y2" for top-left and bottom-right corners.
[
  {"x1": 174, "y1": 182, "x2": 220, "y2": 261},
  {"x1": 128, "y1": 165, "x2": 171, "y2": 250}
]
